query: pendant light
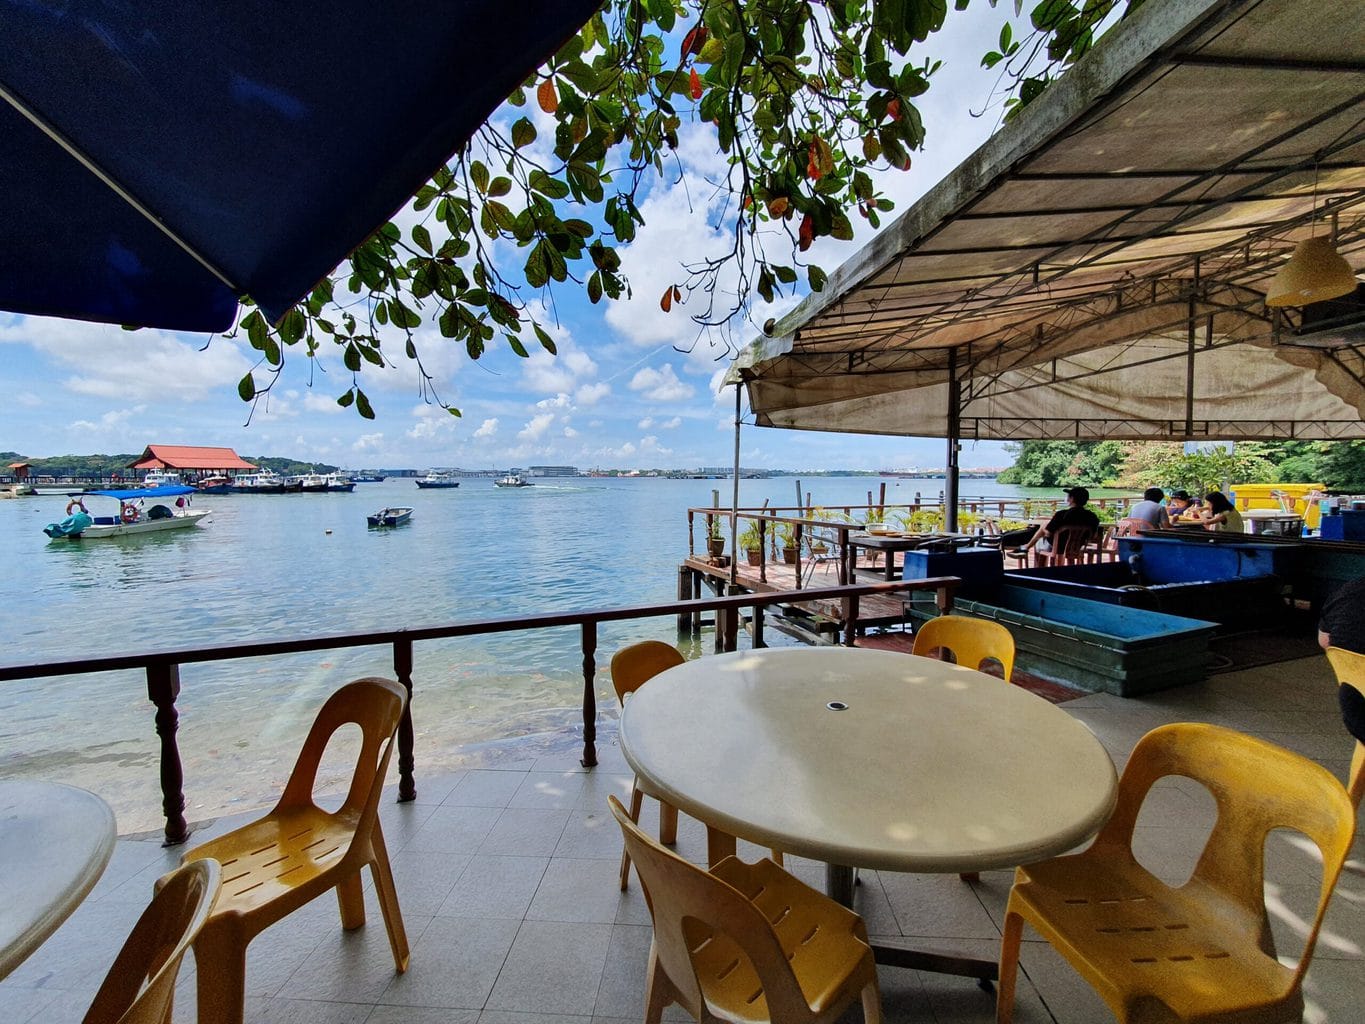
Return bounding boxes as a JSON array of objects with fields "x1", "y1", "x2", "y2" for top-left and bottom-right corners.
[{"x1": 1266, "y1": 174, "x2": 1358, "y2": 307}]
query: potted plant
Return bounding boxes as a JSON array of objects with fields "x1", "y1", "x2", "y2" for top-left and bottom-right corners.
[
  {"x1": 739, "y1": 520, "x2": 765, "y2": 565},
  {"x1": 706, "y1": 517, "x2": 726, "y2": 558},
  {"x1": 777, "y1": 522, "x2": 799, "y2": 564}
]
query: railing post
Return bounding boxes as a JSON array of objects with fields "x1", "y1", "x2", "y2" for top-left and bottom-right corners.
[
  {"x1": 146, "y1": 663, "x2": 190, "y2": 846},
  {"x1": 844, "y1": 595, "x2": 860, "y2": 647},
  {"x1": 752, "y1": 602, "x2": 765, "y2": 648},
  {"x1": 581, "y1": 621, "x2": 598, "y2": 767},
  {"x1": 393, "y1": 638, "x2": 416, "y2": 802}
]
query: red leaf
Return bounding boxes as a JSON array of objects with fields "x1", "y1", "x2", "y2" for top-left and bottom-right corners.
[
  {"x1": 886, "y1": 98, "x2": 901, "y2": 122},
  {"x1": 660, "y1": 286, "x2": 674, "y2": 313},
  {"x1": 681, "y1": 24, "x2": 708, "y2": 57},
  {"x1": 689, "y1": 68, "x2": 703, "y2": 101},
  {"x1": 537, "y1": 79, "x2": 558, "y2": 114},
  {"x1": 798, "y1": 214, "x2": 814, "y2": 252}
]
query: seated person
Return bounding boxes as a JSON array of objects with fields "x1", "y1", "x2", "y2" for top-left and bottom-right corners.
[
  {"x1": 1017, "y1": 486, "x2": 1100, "y2": 559},
  {"x1": 1197, "y1": 491, "x2": 1244, "y2": 532},
  {"x1": 1127, "y1": 487, "x2": 1170, "y2": 531},
  {"x1": 1166, "y1": 490, "x2": 1194, "y2": 519}
]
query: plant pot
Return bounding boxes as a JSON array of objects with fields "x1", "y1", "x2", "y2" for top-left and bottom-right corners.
[
  {"x1": 745, "y1": 548, "x2": 762, "y2": 566},
  {"x1": 707, "y1": 538, "x2": 725, "y2": 557},
  {"x1": 782, "y1": 545, "x2": 798, "y2": 565}
]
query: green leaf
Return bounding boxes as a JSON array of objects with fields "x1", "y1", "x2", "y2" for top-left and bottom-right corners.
[
  {"x1": 237, "y1": 373, "x2": 255, "y2": 401},
  {"x1": 355, "y1": 389, "x2": 374, "y2": 419},
  {"x1": 587, "y1": 270, "x2": 603, "y2": 304},
  {"x1": 533, "y1": 322, "x2": 557, "y2": 354},
  {"x1": 344, "y1": 344, "x2": 361, "y2": 372},
  {"x1": 411, "y1": 223, "x2": 433, "y2": 254},
  {"x1": 470, "y1": 160, "x2": 489, "y2": 193},
  {"x1": 511, "y1": 116, "x2": 537, "y2": 149},
  {"x1": 808, "y1": 265, "x2": 828, "y2": 292},
  {"x1": 528, "y1": 169, "x2": 571, "y2": 199},
  {"x1": 337, "y1": 389, "x2": 355, "y2": 408},
  {"x1": 487, "y1": 176, "x2": 512, "y2": 197},
  {"x1": 506, "y1": 333, "x2": 529, "y2": 357}
]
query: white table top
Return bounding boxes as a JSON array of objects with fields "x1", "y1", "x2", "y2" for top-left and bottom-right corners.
[
  {"x1": 620, "y1": 647, "x2": 1117, "y2": 874},
  {"x1": 0, "y1": 781, "x2": 116, "y2": 980}
]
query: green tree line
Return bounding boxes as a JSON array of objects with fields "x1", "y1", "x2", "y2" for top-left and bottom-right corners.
[{"x1": 997, "y1": 441, "x2": 1365, "y2": 493}]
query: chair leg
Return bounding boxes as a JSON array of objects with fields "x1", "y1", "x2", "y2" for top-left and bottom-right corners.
[
  {"x1": 769, "y1": 848, "x2": 784, "y2": 866},
  {"x1": 958, "y1": 871, "x2": 980, "y2": 883},
  {"x1": 620, "y1": 781, "x2": 645, "y2": 891},
  {"x1": 193, "y1": 922, "x2": 247, "y2": 1024},
  {"x1": 369, "y1": 824, "x2": 411, "y2": 972},
  {"x1": 996, "y1": 908, "x2": 1024, "y2": 1024},
  {"x1": 644, "y1": 941, "x2": 669, "y2": 1024},
  {"x1": 336, "y1": 870, "x2": 366, "y2": 930},
  {"x1": 658, "y1": 799, "x2": 679, "y2": 846},
  {"x1": 861, "y1": 978, "x2": 884, "y2": 1024}
]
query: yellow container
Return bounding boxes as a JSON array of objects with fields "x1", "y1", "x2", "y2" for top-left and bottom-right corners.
[{"x1": 1230, "y1": 482, "x2": 1325, "y2": 528}]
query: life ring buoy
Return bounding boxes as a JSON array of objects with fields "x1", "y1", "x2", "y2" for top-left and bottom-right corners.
[
  {"x1": 66, "y1": 498, "x2": 87, "y2": 516},
  {"x1": 121, "y1": 504, "x2": 139, "y2": 524}
]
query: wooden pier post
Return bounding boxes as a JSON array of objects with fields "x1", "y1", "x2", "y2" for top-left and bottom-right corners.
[
  {"x1": 580, "y1": 621, "x2": 598, "y2": 767},
  {"x1": 691, "y1": 570, "x2": 703, "y2": 634},
  {"x1": 147, "y1": 663, "x2": 190, "y2": 846},
  {"x1": 676, "y1": 565, "x2": 692, "y2": 632},
  {"x1": 393, "y1": 637, "x2": 416, "y2": 802}
]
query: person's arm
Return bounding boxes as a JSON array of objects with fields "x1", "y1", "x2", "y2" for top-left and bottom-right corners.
[
  {"x1": 1157, "y1": 506, "x2": 1170, "y2": 529},
  {"x1": 1320, "y1": 629, "x2": 1333, "y2": 651}
]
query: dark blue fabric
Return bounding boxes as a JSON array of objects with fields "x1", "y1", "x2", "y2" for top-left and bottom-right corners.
[{"x1": 0, "y1": 1, "x2": 600, "y2": 331}]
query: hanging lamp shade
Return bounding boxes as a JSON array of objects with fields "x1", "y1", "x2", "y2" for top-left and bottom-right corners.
[{"x1": 1265, "y1": 236, "x2": 1359, "y2": 307}]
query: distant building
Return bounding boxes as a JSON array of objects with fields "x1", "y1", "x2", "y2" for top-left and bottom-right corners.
[
  {"x1": 128, "y1": 444, "x2": 257, "y2": 480},
  {"x1": 527, "y1": 465, "x2": 578, "y2": 477}
]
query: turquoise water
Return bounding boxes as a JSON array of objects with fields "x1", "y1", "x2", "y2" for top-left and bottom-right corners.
[{"x1": 0, "y1": 475, "x2": 1049, "y2": 831}]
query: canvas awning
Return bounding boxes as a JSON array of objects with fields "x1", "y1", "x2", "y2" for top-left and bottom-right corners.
[{"x1": 729, "y1": 0, "x2": 1365, "y2": 443}]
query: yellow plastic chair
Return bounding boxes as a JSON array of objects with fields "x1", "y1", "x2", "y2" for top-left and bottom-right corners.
[
  {"x1": 179, "y1": 677, "x2": 410, "y2": 1024},
  {"x1": 84, "y1": 859, "x2": 219, "y2": 1024},
  {"x1": 612, "y1": 641, "x2": 687, "y2": 889},
  {"x1": 912, "y1": 614, "x2": 1015, "y2": 681},
  {"x1": 607, "y1": 795, "x2": 882, "y2": 1024},
  {"x1": 996, "y1": 722, "x2": 1356, "y2": 1024},
  {"x1": 1324, "y1": 646, "x2": 1365, "y2": 806}
]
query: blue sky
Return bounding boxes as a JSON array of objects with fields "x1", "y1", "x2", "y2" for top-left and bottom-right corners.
[{"x1": 0, "y1": 7, "x2": 1018, "y2": 472}]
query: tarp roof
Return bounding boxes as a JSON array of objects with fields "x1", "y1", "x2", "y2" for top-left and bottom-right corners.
[
  {"x1": 0, "y1": 1, "x2": 599, "y2": 332},
  {"x1": 730, "y1": 0, "x2": 1365, "y2": 442},
  {"x1": 128, "y1": 446, "x2": 256, "y2": 471}
]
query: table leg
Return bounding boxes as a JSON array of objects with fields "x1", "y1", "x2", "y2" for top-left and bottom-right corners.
[
  {"x1": 705, "y1": 825, "x2": 736, "y2": 868},
  {"x1": 826, "y1": 863, "x2": 998, "y2": 986}
]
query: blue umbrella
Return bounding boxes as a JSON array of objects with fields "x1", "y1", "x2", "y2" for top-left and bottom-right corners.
[{"x1": 0, "y1": 1, "x2": 599, "y2": 332}]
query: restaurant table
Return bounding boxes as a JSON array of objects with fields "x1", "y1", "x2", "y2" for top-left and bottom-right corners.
[
  {"x1": 619, "y1": 647, "x2": 1117, "y2": 983},
  {"x1": 847, "y1": 533, "x2": 974, "y2": 581},
  {"x1": 1241, "y1": 509, "x2": 1304, "y2": 537},
  {"x1": 0, "y1": 781, "x2": 117, "y2": 980}
]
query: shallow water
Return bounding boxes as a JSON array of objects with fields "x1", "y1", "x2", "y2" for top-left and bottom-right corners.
[{"x1": 1, "y1": 475, "x2": 1046, "y2": 832}]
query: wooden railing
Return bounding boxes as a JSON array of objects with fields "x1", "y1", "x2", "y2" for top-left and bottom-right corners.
[{"x1": 0, "y1": 577, "x2": 957, "y2": 846}]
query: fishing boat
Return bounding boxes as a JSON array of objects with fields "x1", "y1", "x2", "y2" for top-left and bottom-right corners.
[
  {"x1": 415, "y1": 471, "x2": 460, "y2": 489},
  {"x1": 495, "y1": 473, "x2": 532, "y2": 488},
  {"x1": 195, "y1": 474, "x2": 234, "y2": 494},
  {"x1": 366, "y1": 506, "x2": 413, "y2": 528},
  {"x1": 140, "y1": 469, "x2": 183, "y2": 488},
  {"x1": 307, "y1": 471, "x2": 354, "y2": 492},
  {"x1": 232, "y1": 470, "x2": 299, "y2": 494},
  {"x1": 43, "y1": 486, "x2": 210, "y2": 540},
  {"x1": 347, "y1": 471, "x2": 386, "y2": 483}
]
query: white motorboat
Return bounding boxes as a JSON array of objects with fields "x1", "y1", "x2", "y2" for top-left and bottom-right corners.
[
  {"x1": 494, "y1": 473, "x2": 532, "y2": 488},
  {"x1": 415, "y1": 471, "x2": 461, "y2": 489},
  {"x1": 43, "y1": 486, "x2": 210, "y2": 540}
]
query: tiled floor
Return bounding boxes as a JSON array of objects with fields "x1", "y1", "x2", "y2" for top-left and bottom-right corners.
[{"x1": 3, "y1": 654, "x2": 1361, "y2": 1023}]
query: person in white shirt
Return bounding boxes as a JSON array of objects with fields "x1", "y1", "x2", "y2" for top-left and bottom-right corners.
[{"x1": 1128, "y1": 487, "x2": 1170, "y2": 531}]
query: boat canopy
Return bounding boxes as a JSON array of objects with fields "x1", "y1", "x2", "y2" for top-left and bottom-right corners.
[{"x1": 80, "y1": 485, "x2": 196, "y2": 500}]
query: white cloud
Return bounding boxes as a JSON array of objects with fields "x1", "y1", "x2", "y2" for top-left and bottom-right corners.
[
  {"x1": 536, "y1": 393, "x2": 571, "y2": 410},
  {"x1": 629, "y1": 364, "x2": 694, "y2": 402},
  {"x1": 407, "y1": 403, "x2": 457, "y2": 440},
  {"x1": 69, "y1": 406, "x2": 147, "y2": 432},
  {"x1": 353, "y1": 432, "x2": 384, "y2": 451},
  {"x1": 638, "y1": 417, "x2": 654, "y2": 429},
  {"x1": 518, "y1": 412, "x2": 555, "y2": 440},
  {"x1": 660, "y1": 416, "x2": 682, "y2": 429},
  {"x1": 473, "y1": 417, "x2": 499, "y2": 438},
  {"x1": 575, "y1": 382, "x2": 610, "y2": 406},
  {"x1": 302, "y1": 392, "x2": 344, "y2": 415},
  {"x1": 563, "y1": 425, "x2": 578, "y2": 438},
  {"x1": 13, "y1": 392, "x2": 41, "y2": 408}
]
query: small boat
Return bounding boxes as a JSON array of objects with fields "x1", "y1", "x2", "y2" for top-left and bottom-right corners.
[
  {"x1": 367, "y1": 507, "x2": 413, "y2": 528},
  {"x1": 43, "y1": 486, "x2": 210, "y2": 540},
  {"x1": 495, "y1": 473, "x2": 532, "y2": 488},
  {"x1": 232, "y1": 470, "x2": 299, "y2": 494},
  {"x1": 195, "y1": 474, "x2": 234, "y2": 494},
  {"x1": 141, "y1": 469, "x2": 183, "y2": 488},
  {"x1": 347, "y1": 472, "x2": 386, "y2": 483},
  {"x1": 296, "y1": 471, "x2": 354, "y2": 493},
  {"x1": 415, "y1": 471, "x2": 460, "y2": 489}
]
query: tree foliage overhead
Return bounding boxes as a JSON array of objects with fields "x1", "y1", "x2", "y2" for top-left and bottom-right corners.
[{"x1": 229, "y1": 0, "x2": 1132, "y2": 417}]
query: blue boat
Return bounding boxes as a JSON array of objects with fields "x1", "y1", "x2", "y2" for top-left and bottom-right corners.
[{"x1": 44, "y1": 485, "x2": 210, "y2": 540}]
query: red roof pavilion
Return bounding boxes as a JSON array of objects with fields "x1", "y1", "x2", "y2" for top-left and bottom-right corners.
[{"x1": 127, "y1": 445, "x2": 257, "y2": 472}]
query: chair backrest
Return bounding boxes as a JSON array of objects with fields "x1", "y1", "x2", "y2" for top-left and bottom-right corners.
[
  {"x1": 277, "y1": 677, "x2": 408, "y2": 823},
  {"x1": 83, "y1": 859, "x2": 220, "y2": 1024},
  {"x1": 1091, "y1": 723, "x2": 1355, "y2": 978},
  {"x1": 607, "y1": 795, "x2": 813, "y2": 1023},
  {"x1": 1115, "y1": 516, "x2": 1147, "y2": 537},
  {"x1": 911, "y1": 614, "x2": 1015, "y2": 680},
  {"x1": 1048, "y1": 525, "x2": 1093, "y2": 564},
  {"x1": 1325, "y1": 646, "x2": 1365, "y2": 806},
  {"x1": 610, "y1": 641, "x2": 685, "y2": 706}
]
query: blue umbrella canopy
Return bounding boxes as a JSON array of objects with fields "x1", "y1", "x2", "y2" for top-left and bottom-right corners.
[{"x1": 0, "y1": 1, "x2": 600, "y2": 332}]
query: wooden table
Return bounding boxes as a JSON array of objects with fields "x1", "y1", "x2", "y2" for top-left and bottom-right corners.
[
  {"x1": 848, "y1": 533, "x2": 973, "y2": 581},
  {"x1": 0, "y1": 781, "x2": 116, "y2": 980},
  {"x1": 620, "y1": 647, "x2": 1117, "y2": 982}
]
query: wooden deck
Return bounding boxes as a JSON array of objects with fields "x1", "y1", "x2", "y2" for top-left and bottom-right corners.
[{"x1": 681, "y1": 554, "x2": 916, "y2": 640}]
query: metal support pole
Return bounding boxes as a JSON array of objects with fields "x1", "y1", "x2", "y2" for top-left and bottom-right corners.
[
  {"x1": 730, "y1": 385, "x2": 742, "y2": 586},
  {"x1": 580, "y1": 621, "x2": 598, "y2": 767},
  {"x1": 945, "y1": 347, "x2": 961, "y2": 533},
  {"x1": 393, "y1": 638, "x2": 416, "y2": 802},
  {"x1": 147, "y1": 663, "x2": 190, "y2": 846}
]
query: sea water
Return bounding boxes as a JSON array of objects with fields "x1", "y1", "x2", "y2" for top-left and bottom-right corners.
[{"x1": 0, "y1": 475, "x2": 1046, "y2": 831}]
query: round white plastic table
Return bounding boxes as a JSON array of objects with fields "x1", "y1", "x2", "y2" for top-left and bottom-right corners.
[
  {"x1": 0, "y1": 781, "x2": 116, "y2": 980},
  {"x1": 619, "y1": 646, "x2": 1117, "y2": 982}
]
